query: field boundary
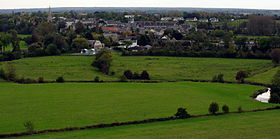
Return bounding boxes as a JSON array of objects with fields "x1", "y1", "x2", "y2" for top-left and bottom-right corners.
[
  {"x1": 248, "y1": 65, "x2": 278, "y2": 78},
  {"x1": 1, "y1": 106, "x2": 280, "y2": 138}
]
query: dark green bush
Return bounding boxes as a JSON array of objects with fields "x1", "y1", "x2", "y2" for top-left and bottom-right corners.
[
  {"x1": 38, "y1": 77, "x2": 44, "y2": 83},
  {"x1": 269, "y1": 93, "x2": 280, "y2": 104},
  {"x1": 175, "y1": 108, "x2": 190, "y2": 119},
  {"x1": 94, "y1": 76, "x2": 100, "y2": 82},
  {"x1": 56, "y1": 76, "x2": 65, "y2": 83},
  {"x1": 222, "y1": 105, "x2": 229, "y2": 113},
  {"x1": 209, "y1": 102, "x2": 219, "y2": 115}
]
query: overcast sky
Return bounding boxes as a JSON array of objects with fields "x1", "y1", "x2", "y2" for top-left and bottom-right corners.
[{"x1": 1, "y1": 0, "x2": 280, "y2": 10}]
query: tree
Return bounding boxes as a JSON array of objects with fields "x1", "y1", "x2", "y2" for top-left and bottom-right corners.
[
  {"x1": 92, "y1": 50, "x2": 113, "y2": 75},
  {"x1": 133, "y1": 72, "x2": 140, "y2": 79},
  {"x1": 140, "y1": 70, "x2": 150, "y2": 80},
  {"x1": 45, "y1": 44, "x2": 60, "y2": 55},
  {"x1": 23, "y1": 121, "x2": 35, "y2": 133},
  {"x1": 248, "y1": 15, "x2": 276, "y2": 36},
  {"x1": 212, "y1": 73, "x2": 224, "y2": 82},
  {"x1": 209, "y1": 102, "x2": 219, "y2": 115},
  {"x1": 56, "y1": 76, "x2": 65, "y2": 83},
  {"x1": 0, "y1": 33, "x2": 12, "y2": 52},
  {"x1": 75, "y1": 21, "x2": 85, "y2": 34},
  {"x1": 271, "y1": 70, "x2": 280, "y2": 95},
  {"x1": 0, "y1": 68, "x2": 6, "y2": 79},
  {"x1": 222, "y1": 105, "x2": 229, "y2": 113},
  {"x1": 5, "y1": 64, "x2": 16, "y2": 81},
  {"x1": 269, "y1": 93, "x2": 280, "y2": 104},
  {"x1": 236, "y1": 71, "x2": 250, "y2": 83},
  {"x1": 271, "y1": 48, "x2": 280, "y2": 65},
  {"x1": 71, "y1": 37, "x2": 89, "y2": 51},
  {"x1": 124, "y1": 70, "x2": 133, "y2": 79},
  {"x1": 175, "y1": 108, "x2": 190, "y2": 119}
]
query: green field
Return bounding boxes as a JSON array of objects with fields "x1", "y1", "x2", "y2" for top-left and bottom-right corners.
[
  {"x1": 18, "y1": 34, "x2": 32, "y2": 38},
  {"x1": 247, "y1": 67, "x2": 280, "y2": 84},
  {"x1": 5, "y1": 41, "x2": 28, "y2": 51},
  {"x1": 236, "y1": 35, "x2": 271, "y2": 39},
  {"x1": 21, "y1": 110, "x2": 280, "y2": 139},
  {"x1": 0, "y1": 81, "x2": 275, "y2": 134},
  {"x1": 228, "y1": 19, "x2": 248, "y2": 27},
  {"x1": 0, "y1": 55, "x2": 273, "y2": 81}
]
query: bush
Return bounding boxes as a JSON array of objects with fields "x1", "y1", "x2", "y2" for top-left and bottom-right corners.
[
  {"x1": 209, "y1": 102, "x2": 219, "y2": 115},
  {"x1": 94, "y1": 76, "x2": 100, "y2": 82},
  {"x1": 5, "y1": 64, "x2": 16, "y2": 81},
  {"x1": 56, "y1": 76, "x2": 64, "y2": 83},
  {"x1": 23, "y1": 121, "x2": 34, "y2": 132},
  {"x1": 271, "y1": 70, "x2": 280, "y2": 95},
  {"x1": 133, "y1": 72, "x2": 140, "y2": 80},
  {"x1": 38, "y1": 77, "x2": 44, "y2": 83},
  {"x1": 222, "y1": 105, "x2": 229, "y2": 113},
  {"x1": 92, "y1": 50, "x2": 113, "y2": 75},
  {"x1": 236, "y1": 70, "x2": 250, "y2": 83},
  {"x1": 271, "y1": 48, "x2": 280, "y2": 65},
  {"x1": 175, "y1": 108, "x2": 190, "y2": 119},
  {"x1": 16, "y1": 77, "x2": 37, "y2": 84},
  {"x1": 124, "y1": 70, "x2": 133, "y2": 79},
  {"x1": 45, "y1": 43, "x2": 61, "y2": 56},
  {"x1": 120, "y1": 75, "x2": 127, "y2": 82},
  {"x1": 269, "y1": 93, "x2": 280, "y2": 104},
  {"x1": 238, "y1": 106, "x2": 243, "y2": 113},
  {"x1": 141, "y1": 70, "x2": 150, "y2": 80},
  {"x1": 212, "y1": 73, "x2": 224, "y2": 82},
  {"x1": 0, "y1": 68, "x2": 6, "y2": 80}
]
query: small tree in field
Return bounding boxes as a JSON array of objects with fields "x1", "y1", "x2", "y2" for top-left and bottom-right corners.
[
  {"x1": 212, "y1": 73, "x2": 224, "y2": 82},
  {"x1": 175, "y1": 108, "x2": 190, "y2": 118},
  {"x1": 236, "y1": 71, "x2": 250, "y2": 83},
  {"x1": 271, "y1": 48, "x2": 280, "y2": 65},
  {"x1": 23, "y1": 121, "x2": 34, "y2": 132},
  {"x1": 222, "y1": 105, "x2": 229, "y2": 113},
  {"x1": 5, "y1": 64, "x2": 16, "y2": 81},
  {"x1": 209, "y1": 102, "x2": 219, "y2": 115},
  {"x1": 123, "y1": 70, "x2": 133, "y2": 79},
  {"x1": 238, "y1": 106, "x2": 243, "y2": 113},
  {"x1": 56, "y1": 76, "x2": 64, "y2": 83},
  {"x1": 140, "y1": 70, "x2": 150, "y2": 80}
]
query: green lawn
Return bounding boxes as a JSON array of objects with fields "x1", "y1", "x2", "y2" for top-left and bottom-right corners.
[
  {"x1": 5, "y1": 41, "x2": 28, "y2": 51},
  {"x1": 228, "y1": 19, "x2": 248, "y2": 27},
  {"x1": 0, "y1": 81, "x2": 275, "y2": 134},
  {"x1": 247, "y1": 66, "x2": 280, "y2": 84},
  {"x1": 0, "y1": 55, "x2": 273, "y2": 82},
  {"x1": 21, "y1": 110, "x2": 280, "y2": 139}
]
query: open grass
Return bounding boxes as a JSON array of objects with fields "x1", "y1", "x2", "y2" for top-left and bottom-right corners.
[
  {"x1": 5, "y1": 41, "x2": 28, "y2": 51},
  {"x1": 0, "y1": 81, "x2": 275, "y2": 134},
  {"x1": 247, "y1": 66, "x2": 280, "y2": 84},
  {"x1": 228, "y1": 19, "x2": 248, "y2": 27},
  {"x1": 21, "y1": 109, "x2": 280, "y2": 139},
  {"x1": 0, "y1": 55, "x2": 273, "y2": 82}
]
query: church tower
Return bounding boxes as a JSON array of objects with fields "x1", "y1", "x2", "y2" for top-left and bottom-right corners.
[{"x1": 47, "y1": 6, "x2": 52, "y2": 22}]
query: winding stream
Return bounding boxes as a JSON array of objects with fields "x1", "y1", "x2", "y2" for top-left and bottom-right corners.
[{"x1": 255, "y1": 88, "x2": 271, "y2": 103}]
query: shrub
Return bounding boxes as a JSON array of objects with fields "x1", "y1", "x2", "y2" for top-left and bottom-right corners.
[
  {"x1": 222, "y1": 105, "x2": 229, "y2": 113},
  {"x1": 271, "y1": 48, "x2": 280, "y2": 65},
  {"x1": 0, "y1": 68, "x2": 6, "y2": 80},
  {"x1": 271, "y1": 70, "x2": 280, "y2": 95},
  {"x1": 238, "y1": 106, "x2": 243, "y2": 113},
  {"x1": 5, "y1": 64, "x2": 16, "y2": 81},
  {"x1": 38, "y1": 77, "x2": 44, "y2": 83},
  {"x1": 133, "y1": 72, "x2": 140, "y2": 80},
  {"x1": 56, "y1": 76, "x2": 64, "y2": 83},
  {"x1": 45, "y1": 43, "x2": 61, "y2": 56},
  {"x1": 212, "y1": 73, "x2": 224, "y2": 82},
  {"x1": 94, "y1": 76, "x2": 100, "y2": 82},
  {"x1": 236, "y1": 70, "x2": 250, "y2": 83},
  {"x1": 209, "y1": 102, "x2": 219, "y2": 115},
  {"x1": 175, "y1": 108, "x2": 190, "y2": 119},
  {"x1": 141, "y1": 70, "x2": 150, "y2": 80},
  {"x1": 124, "y1": 70, "x2": 133, "y2": 79},
  {"x1": 120, "y1": 75, "x2": 127, "y2": 82},
  {"x1": 269, "y1": 93, "x2": 280, "y2": 104},
  {"x1": 92, "y1": 50, "x2": 113, "y2": 75},
  {"x1": 23, "y1": 121, "x2": 34, "y2": 132}
]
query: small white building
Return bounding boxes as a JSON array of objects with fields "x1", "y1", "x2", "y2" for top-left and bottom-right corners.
[{"x1": 80, "y1": 49, "x2": 96, "y2": 55}]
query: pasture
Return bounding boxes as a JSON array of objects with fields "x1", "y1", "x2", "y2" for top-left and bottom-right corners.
[
  {"x1": 22, "y1": 110, "x2": 280, "y2": 139},
  {"x1": 0, "y1": 55, "x2": 273, "y2": 82},
  {"x1": 247, "y1": 67, "x2": 280, "y2": 84},
  {"x1": 0, "y1": 81, "x2": 275, "y2": 134}
]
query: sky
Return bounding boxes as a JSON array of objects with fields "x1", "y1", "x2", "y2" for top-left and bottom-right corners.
[{"x1": 0, "y1": 0, "x2": 280, "y2": 10}]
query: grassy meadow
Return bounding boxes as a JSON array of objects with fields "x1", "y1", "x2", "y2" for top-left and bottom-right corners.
[
  {"x1": 247, "y1": 66, "x2": 280, "y2": 84},
  {"x1": 21, "y1": 110, "x2": 280, "y2": 139},
  {"x1": 0, "y1": 54, "x2": 273, "y2": 82},
  {"x1": 0, "y1": 81, "x2": 275, "y2": 134}
]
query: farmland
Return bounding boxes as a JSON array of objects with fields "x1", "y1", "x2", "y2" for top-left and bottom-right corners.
[
  {"x1": 21, "y1": 110, "x2": 280, "y2": 139},
  {"x1": 247, "y1": 67, "x2": 280, "y2": 84},
  {"x1": 0, "y1": 81, "x2": 275, "y2": 134},
  {"x1": 0, "y1": 55, "x2": 273, "y2": 82}
]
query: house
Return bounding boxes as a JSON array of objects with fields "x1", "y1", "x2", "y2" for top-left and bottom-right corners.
[
  {"x1": 210, "y1": 18, "x2": 219, "y2": 23},
  {"x1": 161, "y1": 17, "x2": 172, "y2": 21},
  {"x1": 88, "y1": 40, "x2": 105, "y2": 50},
  {"x1": 199, "y1": 18, "x2": 209, "y2": 22},
  {"x1": 173, "y1": 17, "x2": 184, "y2": 22},
  {"x1": 186, "y1": 17, "x2": 198, "y2": 22}
]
